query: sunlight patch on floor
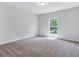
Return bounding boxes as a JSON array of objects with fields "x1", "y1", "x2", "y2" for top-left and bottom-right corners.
[{"x1": 48, "y1": 34, "x2": 59, "y2": 40}]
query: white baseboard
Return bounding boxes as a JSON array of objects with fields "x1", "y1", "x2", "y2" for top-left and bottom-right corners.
[
  {"x1": 58, "y1": 37, "x2": 79, "y2": 42},
  {"x1": 0, "y1": 35, "x2": 36, "y2": 45}
]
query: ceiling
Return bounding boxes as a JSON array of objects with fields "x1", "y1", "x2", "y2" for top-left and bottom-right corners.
[{"x1": 4, "y1": 2, "x2": 79, "y2": 15}]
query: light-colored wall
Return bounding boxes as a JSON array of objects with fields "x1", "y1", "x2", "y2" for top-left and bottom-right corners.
[
  {"x1": 0, "y1": 3, "x2": 38, "y2": 44},
  {"x1": 38, "y1": 7, "x2": 79, "y2": 42}
]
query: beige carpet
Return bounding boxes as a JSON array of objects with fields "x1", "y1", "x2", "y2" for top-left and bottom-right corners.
[{"x1": 0, "y1": 37, "x2": 79, "y2": 57}]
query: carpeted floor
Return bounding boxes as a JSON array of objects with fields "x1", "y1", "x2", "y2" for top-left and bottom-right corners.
[{"x1": 0, "y1": 37, "x2": 79, "y2": 57}]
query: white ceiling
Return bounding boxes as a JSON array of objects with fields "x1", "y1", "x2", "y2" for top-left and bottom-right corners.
[{"x1": 4, "y1": 2, "x2": 79, "y2": 15}]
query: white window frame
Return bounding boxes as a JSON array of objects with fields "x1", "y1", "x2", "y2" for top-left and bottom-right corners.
[{"x1": 48, "y1": 17, "x2": 59, "y2": 37}]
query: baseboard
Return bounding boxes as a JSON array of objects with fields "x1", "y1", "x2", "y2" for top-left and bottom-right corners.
[
  {"x1": 0, "y1": 35, "x2": 36, "y2": 45},
  {"x1": 58, "y1": 38, "x2": 79, "y2": 43}
]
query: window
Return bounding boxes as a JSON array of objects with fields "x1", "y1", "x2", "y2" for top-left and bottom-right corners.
[{"x1": 49, "y1": 17, "x2": 58, "y2": 35}]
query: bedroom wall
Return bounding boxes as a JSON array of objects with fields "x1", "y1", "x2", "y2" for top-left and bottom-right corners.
[
  {"x1": 0, "y1": 3, "x2": 38, "y2": 44},
  {"x1": 38, "y1": 7, "x2": 79, "y2": 42}
]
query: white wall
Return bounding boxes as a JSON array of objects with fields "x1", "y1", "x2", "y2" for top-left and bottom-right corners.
[
  {"x1": 38, "y1": 7, "x2": 79, "y2": 42},
  {"x1": 0, "y1": 3, "x2": 38, "y2": 44}
]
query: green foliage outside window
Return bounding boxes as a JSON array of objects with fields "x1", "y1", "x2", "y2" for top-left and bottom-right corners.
[
  {"x1": 50, "y1": 19, "x2": 58, "y2": 26},
  {"x1": 50, "y1": 18, "x2": 58, "y2": 34}
]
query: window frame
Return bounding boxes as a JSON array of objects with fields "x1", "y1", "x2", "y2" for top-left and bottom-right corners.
[{"x1": 48, "y1": 17, "x2": 58, "y2": 35}]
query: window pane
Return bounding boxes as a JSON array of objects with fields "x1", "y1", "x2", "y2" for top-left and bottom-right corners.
[
  {"x1": 50, "y1": 19, "x2": 58, "y2": 26},
  {"x1": 49, "y1": 18, "x2": 58, "y2": 34},
  {"x1": 50, "y1": 27, "x2": 57, "y2": 34}
]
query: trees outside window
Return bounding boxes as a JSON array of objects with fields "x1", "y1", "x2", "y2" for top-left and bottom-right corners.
[{"x1": 49, "y1": 18, "x2": 58, "y2": 34}]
